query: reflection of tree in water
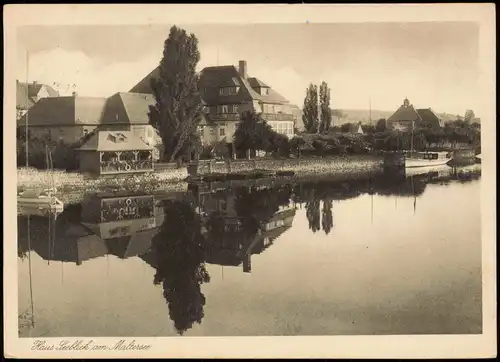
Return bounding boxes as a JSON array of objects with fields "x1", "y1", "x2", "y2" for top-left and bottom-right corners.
[
  {"x1": 151, "y1": 200, "x2": 210, "y2": 336},
  {"x1": 306, "y1": 199, "x2": 321, "y2": 233},
  {"x1": 321, "y1": 199, "x2": 333, "y2": 235}
]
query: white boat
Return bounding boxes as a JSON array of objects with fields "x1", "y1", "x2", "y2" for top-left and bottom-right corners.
[
  {"x1": 18, "y1": 188, "x2": 64, "y2": 214},
  {"x1": 404, "y1": 164, "x2": 452, "y2": 177},
  {"x1": 475, "y1": 154, "x2": 482, "y2": 163},
  {"x1": 404, "y1": 151, "x2": 453, "y2": 168}
]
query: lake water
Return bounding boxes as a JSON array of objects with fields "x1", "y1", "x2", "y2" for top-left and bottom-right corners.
[{"x1": 17, "y1": 164, "x2": 482, "y2": 337}]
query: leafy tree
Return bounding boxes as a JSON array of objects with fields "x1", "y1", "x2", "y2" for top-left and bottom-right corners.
[
  {"x1": 464, "y1": 109, "x2": 475, "y2": 123},
  {"x1": 302, "y1": 84, "x2": 319, "y2": 133},
  {"x1": 363, "y1": 124, "x2": 376, "y2": 134},
  {"x1": 148, "y1": 26, "x2": 203, "y2": 162},
  {"x1": 151, "y1": 200, "x2": 210, "y2": 335},
  {"x1": 340, "y1": 123, "x2": 352, "y2": 133},
  {"x1": 233, "y1": 111, "x2": 273, "y2": 157},
  {"x1": 375, "y1": 118, "x2": 387, "y2": 132},
  {"x1": 289, "y1": 136, "x2": 306, "y2": 157},
  {"x1": 319, "y1": 81, "x2": 332, "y2": 134}
]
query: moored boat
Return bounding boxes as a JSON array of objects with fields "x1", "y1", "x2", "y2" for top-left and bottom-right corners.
[
  {"x1": 17, "y1": 188, "x2": 64, "y2": 214},
  {"x1": 404, "y1": 151, "x2": 452, "y2": 168}
]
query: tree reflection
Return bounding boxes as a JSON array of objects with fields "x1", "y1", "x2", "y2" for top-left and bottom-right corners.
[
  {"x1": 321, "y1": 199, "x2": 333, "y2": 235},
  {"x1": 151, "y1": 200, "x2": 210, "y2": 335},
  {"x1": 306, "y1": 198, "x2": 321, "y2": 233}
]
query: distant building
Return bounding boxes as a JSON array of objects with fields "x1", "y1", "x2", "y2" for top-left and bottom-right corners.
[
  {"x1": 387, "y1": 98, "x2": 443, "y2": 131},
  {"x1": 16, "y1": 80, "x2": 60, "y2": 120},
  {"x1": 349, "y1": 122, "x2": 365, "y2": 134},
  {"x1": 17, "y1": 94, "x2": 107, "y2": 143},
  {"x1": 129, "y1": 60, "x2": 298, "y2": 146}
]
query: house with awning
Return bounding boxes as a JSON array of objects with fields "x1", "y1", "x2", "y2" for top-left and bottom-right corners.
[{"x1": 77, "y1": 130, "x2": 154, "y2": 175}]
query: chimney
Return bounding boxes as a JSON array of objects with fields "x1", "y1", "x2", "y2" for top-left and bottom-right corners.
[
  {"x1": 72, "y1": 91, "x2": 78, "y2": 97},
  {"x1": 238, "y1": 60, "x2": 247, "y2": 79},
  {"x1": 32, "y1": 81, "x2": 38, "y2": 86}
]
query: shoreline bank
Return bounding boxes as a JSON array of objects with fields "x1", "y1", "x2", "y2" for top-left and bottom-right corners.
[{"x1": 17, "y1": 155, "x2": 384, "y2": 193}]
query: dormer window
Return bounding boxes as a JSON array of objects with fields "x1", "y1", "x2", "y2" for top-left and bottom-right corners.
[
  {"x1": 107, "y1": 132, "x2": 127, "y2": 143},
  {"x1": 219, "y1": 87, "x2": 239, "y2": 96},
  {"x1": 260, "y1": 87, "x2": 269, "y2": 96}
]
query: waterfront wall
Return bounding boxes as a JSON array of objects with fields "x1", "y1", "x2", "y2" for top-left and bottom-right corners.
[
  {"x1": 189, "y1": 155, "x2": 384, "y2": 176},
  {"x1": 17, "y1": 166, "x2": 188, "y2": 192}
]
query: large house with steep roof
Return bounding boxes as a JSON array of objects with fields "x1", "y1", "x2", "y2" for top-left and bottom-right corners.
[
  {"x1": 16, "y1": 80, "x2": 60, "y2": 120},
  {"x1": 17, "y1": 91, "x2": 161, "y2": 151},
  {"x1": 129, "y1": 60, "x2": 298, "y2": 146},
  {"x1": 387, "y1": 98, "x2": 444, "y2": 131},
  {"x1": 17, "y1": 94, "x2": 107, "y2": 143}
]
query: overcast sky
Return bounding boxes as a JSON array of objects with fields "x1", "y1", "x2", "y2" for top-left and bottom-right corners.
[{"x1": 17, "y1": 22, "x2": 481, "y2": 116}]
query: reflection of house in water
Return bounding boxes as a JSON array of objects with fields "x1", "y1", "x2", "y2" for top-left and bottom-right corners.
[
  {"x1": 18, "y1": 193, "x2": 163, "y2": 265},
  {"x1": 203, "y1": 203, "x2": 296, "y2": 273}
]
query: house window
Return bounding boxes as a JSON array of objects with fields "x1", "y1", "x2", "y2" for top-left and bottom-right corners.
[
  {"x1": 217, "y1": 105, "x2": 229, "y2": 113},
  {"x1": 83, "y1": 129, "x2": 89, "y2": 136},
  {"x1": 232, "y1": 105, "x2": 239, "y2": 113},
  {"x1": 219, "y1": 128, "x2": 225, "y2": 136},
  {"x1": 219, "y1": 88, "x2": 224, "y2": 96},
  {"x1": 209, "y1": 128, "x2": 215, "y2": 135}
]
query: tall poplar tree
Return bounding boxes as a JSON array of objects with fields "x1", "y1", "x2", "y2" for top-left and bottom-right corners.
[
  {"x1": 302, "y1": 84, "x2": 319, "y2": 134},
  {"x1": 148, "y1": 26, "x2": 203, "y2": 162},
  {"x1": 319, "y1": 81, "x2": 332, "y2": 134}
]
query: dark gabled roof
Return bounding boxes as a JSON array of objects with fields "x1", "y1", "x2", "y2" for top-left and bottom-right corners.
[
  {"x1": 416, "y1": 108, "x2": 443, "y2": 126},
  {"x1": 17, "y1": 96, "x2": 107, "y2": 127},
  {"x1": 105, "y1": 228, "x2": 157, "y2": 259},
  {"x1": 247, "y1": 77, "x2": 269, "y2": 88},
  {"x1": 129, "y1": 64, "x2": 291, "y2": 105},
  {"x1": 200, "y1": 65, "x2": 257, "y2": 105},
  {"x1": 101, "y1": 92, "x2": 155, "y2": 125},
  {"x1": 129, "y1": 67, "x2": 160, "y2": 94},
  {"x1": 387, "y1": 103, "x2": 422, "y2": 123}
]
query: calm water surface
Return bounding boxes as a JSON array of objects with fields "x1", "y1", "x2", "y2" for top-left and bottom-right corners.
[{"x1": 18, "y1": 165, "x2": 482, "y2": 337}]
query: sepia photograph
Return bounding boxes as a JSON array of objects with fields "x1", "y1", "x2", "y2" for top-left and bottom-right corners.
[{"x1": 4, "y1": 4, "x2": 496, "y2": 359}]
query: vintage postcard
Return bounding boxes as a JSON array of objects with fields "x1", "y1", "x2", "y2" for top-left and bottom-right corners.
[{"x1": 3, "y1": 3, "x2": 496, "y2": 359}]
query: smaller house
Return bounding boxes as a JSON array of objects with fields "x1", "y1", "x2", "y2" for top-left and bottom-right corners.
[
  {"x1": 387, "y1": 98, "x2": 444, "y2": 131},
  {"x1": 77, "y1": 130, "x2": 154, "y2": 175},
  {"x1": 349, "y1": 122, "x2": 365, "y2": 134},
  {"x1": 16, "y1": 80, "x2": 59, "y2": 120}
]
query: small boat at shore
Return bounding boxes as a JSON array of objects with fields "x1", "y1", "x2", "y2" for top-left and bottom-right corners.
[
  {"x1": 18, "y1": 188, "x2": 64, "y2": 214},
  {"x1": 404, "y1": 151, "x2": 452, "y2": 168},
  {"x1": 18, "y1": 146, "x2": 64, "y2": 214}
]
